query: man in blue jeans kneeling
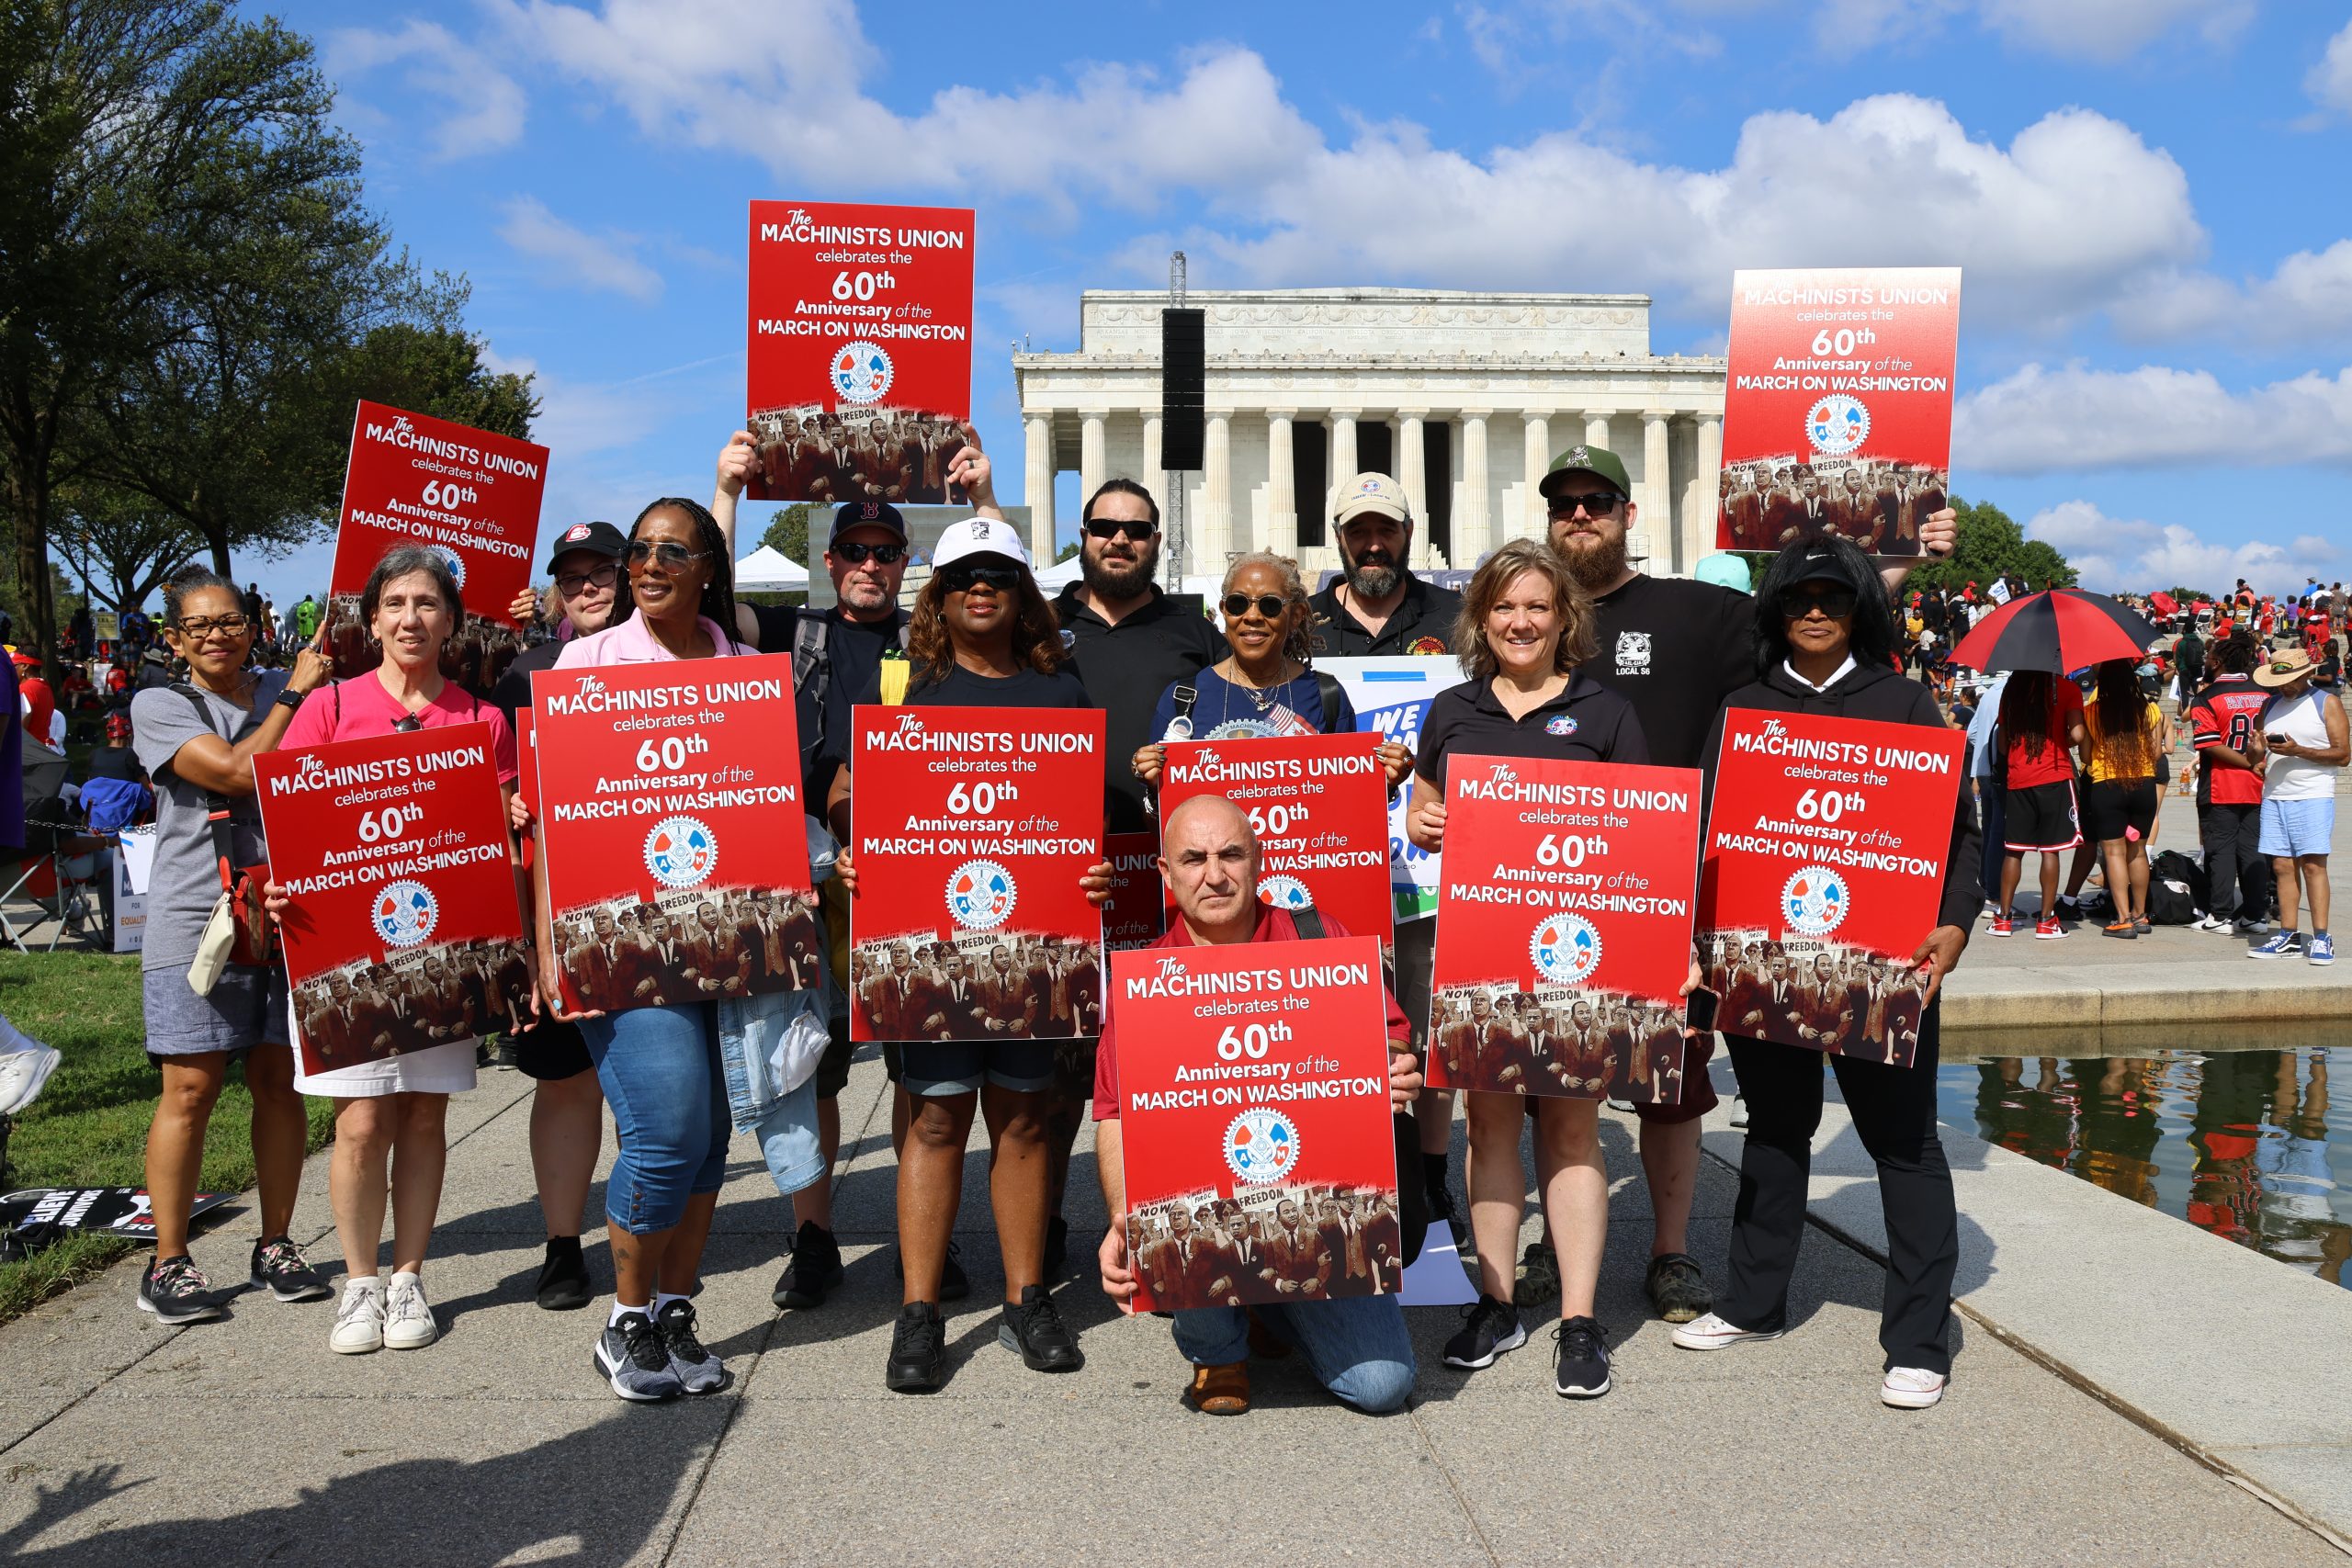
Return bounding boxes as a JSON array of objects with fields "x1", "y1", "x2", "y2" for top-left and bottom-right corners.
[{"x1": 1091, "y1": 794, "x2": 1420, "y2": 1416}]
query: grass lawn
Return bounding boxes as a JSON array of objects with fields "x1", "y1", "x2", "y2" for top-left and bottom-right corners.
[{"x1": 0, "y1": 952, "x2": 334, "y2": 1323}]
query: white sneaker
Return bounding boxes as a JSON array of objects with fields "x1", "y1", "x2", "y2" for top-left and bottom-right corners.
[
  {"x1": 1669, "y1": 1311, "x2": 1785, "y2": 1351},
  {"x1": 1882, "y1": 1366, "x2": 1948, "y2": 1408},
  {"x1": 382, "y1": 1270, "x2": 438, "y2": 1350},
  {"x1": 330, "y1": 1277, "x2": 386, "y2": 1354}
]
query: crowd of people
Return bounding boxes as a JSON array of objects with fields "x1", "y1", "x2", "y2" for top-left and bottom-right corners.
[{"x1": 3, "y1": 417, "x2": 2334, "y2": 1428}]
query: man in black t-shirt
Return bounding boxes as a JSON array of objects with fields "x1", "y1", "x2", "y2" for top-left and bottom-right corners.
[{"x1": 1539, "y1": 439, "x2": 1956, "y2": 1325}]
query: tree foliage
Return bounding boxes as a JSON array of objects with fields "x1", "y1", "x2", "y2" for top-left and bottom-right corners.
[
  {"x1": 758, "y1": 504, "x2": 813, "y2": 566},
  {"x1": 1899, "y1": 496, "x2": 2075, "y2": 597}
]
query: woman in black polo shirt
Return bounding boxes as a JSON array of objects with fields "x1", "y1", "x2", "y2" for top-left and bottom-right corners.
[{"x1": 1404, "y1": 537, "x2": 1648, "y2": 1400}]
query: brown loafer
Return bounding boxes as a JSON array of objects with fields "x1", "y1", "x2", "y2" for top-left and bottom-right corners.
[{"x1": 1188, "y1": 1360, "x2": 1250, "y2": 1415}]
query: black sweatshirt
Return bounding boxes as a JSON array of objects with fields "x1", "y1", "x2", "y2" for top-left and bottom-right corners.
[{"x1": 1700, "y1": 658, "x2": 1985, "y2": 934}]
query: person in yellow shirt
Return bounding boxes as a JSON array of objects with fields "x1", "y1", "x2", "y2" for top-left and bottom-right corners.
[{"x1": 2082, "y1": 659, "x2": 2171, "y2": 937}]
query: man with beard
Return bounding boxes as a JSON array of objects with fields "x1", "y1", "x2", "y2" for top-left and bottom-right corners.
[{"x1": 1539, "y1": 439, "x2": 1955, "y2": 1325}]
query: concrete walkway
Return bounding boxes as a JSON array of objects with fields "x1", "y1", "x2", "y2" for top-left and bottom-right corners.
[{"x1": 0, "y1": 1047, "x2": 2341, "y2": 1566}]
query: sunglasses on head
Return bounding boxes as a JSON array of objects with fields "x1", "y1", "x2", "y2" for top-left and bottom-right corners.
[
  {"x1": 1222, "y1": 592, "x2": 1289, "y2": 620},
  {"x1": 1083, "y1": 516, "x2": 1158, "y2": 540},
  {"x1": 1780, "y1": 587, "x2": 1858, "y2": 620},
  {"x1": 940, "y1": 563, "x2": 1024, "y2": 593},
  {"x1": 624, "y1": 539, "x2": 708, "y2": 571},
  {"x1": 833, "y1": 541, "x2": 906, "y2": 565},
  {"x1": 1546, "y1": 491, "x2": 1623, "y2": 518}
]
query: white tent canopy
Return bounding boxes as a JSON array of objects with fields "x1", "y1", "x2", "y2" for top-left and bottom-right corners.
[{"x1": 733, "y1": 545, "x2": 808, "y2": 592}]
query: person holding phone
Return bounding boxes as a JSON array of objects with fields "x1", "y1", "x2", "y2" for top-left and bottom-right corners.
[{"x1": 2247, "y1": 647, "x2": 2348, "y2": 964}]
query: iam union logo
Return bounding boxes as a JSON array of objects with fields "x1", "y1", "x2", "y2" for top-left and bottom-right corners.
[
  {"x1": 831, "y1": 340, "x2": 894, "y2": 404},
  {"x1": 373, "y1": 879, "x2": 438, "y2": 949},
  {"x1": 1782, "y1": 864, "x2": 1849, "y2": 936},
  {"x1": 1530, "y1": 912, "x2": 1602, "y2": 986},
  {"x1": 1257, "y1": 874, "x2": 1312, "y2": 910},
  {"x1": 1223, "y1": 1107, "x2": 1300, "y2": 1185},
  {"x1": 1805, "y1": 394, "x2": 1871, "y2": 457},
  {"x1": 644, "y1": 816, "x2": 718, "y2": 888},
  {"x1": 946, "y1": 858, "x2": 1017, "y2": 930}
]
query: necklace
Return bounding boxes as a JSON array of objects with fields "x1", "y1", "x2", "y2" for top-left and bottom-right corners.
[{"x1": 1226, "y1": 658, "x2": 1292, "y2": 713}]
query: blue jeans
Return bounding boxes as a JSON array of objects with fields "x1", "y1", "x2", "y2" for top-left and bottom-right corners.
[
  {"x1": 1171, "y1": 1294, "x2": 1416, "y2": 1413},
  {"x1": 581, "y1": 1003, "x2": 729, "y2": 1235}
]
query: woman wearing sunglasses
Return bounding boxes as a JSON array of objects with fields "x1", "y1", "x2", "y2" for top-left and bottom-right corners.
[
  {"x1": 822, "y1": 517, "x2": 1114, "y2": 1393},
  {"x1": 1671, "y1": 535, "x2": 1980, "y2": 1412},
  {"x1": 1130, "y1": 552, "x2": 1412, "y2": 787},
  {"x1": 269, "y1": 546, "x2": 524, "y2": 1356}
]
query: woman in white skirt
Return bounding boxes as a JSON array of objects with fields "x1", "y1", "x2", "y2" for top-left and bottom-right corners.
[{"x1": 270, "y1": 547, "x2": 524, "y2": 1353}]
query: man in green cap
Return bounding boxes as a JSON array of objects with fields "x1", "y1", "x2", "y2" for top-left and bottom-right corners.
[{"x1": 1528, "y1": 440, "x2": 1955, "y2": 1325}]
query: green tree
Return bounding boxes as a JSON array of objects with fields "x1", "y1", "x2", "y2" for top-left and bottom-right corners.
[
  {"x1": 1054, "y1": 540, "x2": 1080, "y2": 563},
  {"x1": 1902, "y1": 496, "x2": 2075, "y2": 597},
  {"x1": 758, "y1": 503, "x2": 813, "y2": 565},
  {"x1": 54, "y1": 487, "x2": 200, "y2": 614}
]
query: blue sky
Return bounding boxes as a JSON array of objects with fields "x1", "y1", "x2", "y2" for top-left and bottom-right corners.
[{"x1": 232, "y1": 0, "x2": 2352, "y2": 609}]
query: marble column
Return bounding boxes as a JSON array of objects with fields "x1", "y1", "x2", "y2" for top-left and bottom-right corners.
[
  {"x1": 1397, "y1": 412, "x2": 1429, "y2": 568},
  {"x1": 1693, "y1": 413, "x2": 1723, "y2": 571},
  {"x1": 1202, "y1": 412, "x2": 1233, "y2": 577},
  {"x1": 1329, "y1": 411, "x2": 1360, "y2": 515},
  {"x1": 1141, "y1": 413, "x2": 1164, "y2": 518},
  {"x1": 1022, "y1": 412, "x2": 1056, "y2": 564},
  {"x1": 1642, "y1": 410, "x2": 1672, "y2": 570},
  {"x1": 1264, "y1": 409, "x2": 1296, "y2": 555},
  {"x1": 1079, "y1": 412, "x2": 1106, "y2": 511},
  {"x1": 1585, "y1": 411, "x2": 1612, "y2": 452},
  {"x1": 1522, "y1": 414, "x2": 1551, "y2": 534},
  {"x1": 1458, "y1": 411, "x2": 1491, "y2": 566}
]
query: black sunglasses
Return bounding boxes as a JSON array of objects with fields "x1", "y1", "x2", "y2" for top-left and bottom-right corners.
[
  {"x1": 834, "y1": 541, "x2": 907, "y2": 565},
  {"x1": 1222, "y1": 592, "x2": 1289, "y2": 620},
  {"x1": 1780, "y1": 587, "x2": 1858, "y2": 620},
  {"x1": 392, "y1": 714, "x2": 424, "y2": 734},
  {"x1": 1083, "y1": 517, "x2": 1158, "y2": 540},
  {"x1": 624, "y1": 540, "x2": 709, "y2": 571},
  {"x1": 940, "y1": 563, "x2": 1025, "y2": 593},
  {"x1": 554, "y1": 562, "x2": 619, "y2": 595},
  {"x1": 1546, "y1": 491, "x2": 1624, "y2": 518}
]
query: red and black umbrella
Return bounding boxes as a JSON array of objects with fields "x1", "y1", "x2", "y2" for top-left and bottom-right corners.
[{"x1": 1950, "y1": 589, "x2": 2160, "y2": 674}]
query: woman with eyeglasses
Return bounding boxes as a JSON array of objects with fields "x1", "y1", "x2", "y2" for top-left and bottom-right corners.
[
  {"x1": 266, "y1": 547, "x2": 525, "y2": 1355},
  {"x1": 821, "y1": 517, "x2": 1114, "y2": 1394},
  {"x1": 1671, "y1": 534, "x2": 1980, "y2": 1412},
  {"x1": 129, "y1": 569, "x2": 335, "y2": 1325},
  {"x1": 1130, "y1": 551, "x2": 1413, "y2": 786},
  {"x1": 1403, "y1": 539, "x2": 1652, "y2": 1402}
]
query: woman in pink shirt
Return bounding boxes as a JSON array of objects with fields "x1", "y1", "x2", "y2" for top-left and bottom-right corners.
[{"x1": 272, "y1": 547, "x2": 522, "y2": 1357}]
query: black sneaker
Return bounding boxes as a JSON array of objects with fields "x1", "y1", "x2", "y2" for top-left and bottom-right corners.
[
  {"x1": 138, "y1": 1254, "x2": 225, "y2": 1325},
  {"x1": 1043, "y1": 1215, "x2": 1069, "y2": 1275},
  {"x1": 657, "y1": 1299, "x2": 729, "y2": 1394},
  {"x1": 1442, "y1": 1293, "x2": 1527, "y2": 1370},
  {"x1": 1645, "y1": 1253, "x2": 1713, "y2": 1324},
  {"x1": 1426, "y1": 1180, "x2": 1465, "y2": 1242},
  {"x1": 248, "y1": 1236, "x2": 332, "y2": 1303},
  {"x1": 893, "y1": 1239, "x2": 970, "y2": 1303},
  {"x1": 536, "y1": 1236, "x2": 594, "y2": 1312},
  {"x1": 1553, "y1": 1315, "x2": 1611, "y2": 1398},
  {"x1": 773, "y1": 1220, "x2": 844, "y2": 1309},
  {"x1": 998, "y1": 1284, "x2": 1084, "y2": 1372},
  {"x1": 594, "y1": 1312, "x2": 684, "y2": 1403},
  {"x1": 887, "y1": 1301, "x2": 947, "y2": 1393}
]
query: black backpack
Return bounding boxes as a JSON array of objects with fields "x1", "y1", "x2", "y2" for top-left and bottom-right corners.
[
  {"x1": 2147, "y1": 849, "x2": 2204, "y2": 925},
  {"x1": 1289, "y1": 907, "x2": 1429, "y2": 1269}
]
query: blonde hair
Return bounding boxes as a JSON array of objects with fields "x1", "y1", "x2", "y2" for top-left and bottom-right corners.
[
  {"x1": 1222, "y1": 551, "x2": 1315, "y2": 668},
  {"x1": 1452, "y1": 539, "x2": 1598, "y2": 682}
]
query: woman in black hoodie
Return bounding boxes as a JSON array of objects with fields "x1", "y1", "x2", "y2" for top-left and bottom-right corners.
[{"x1": 1672, "y1": 535, "x2": 1982, "y2": 1411}]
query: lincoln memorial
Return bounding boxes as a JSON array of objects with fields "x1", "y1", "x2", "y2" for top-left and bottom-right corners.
[{"x1": 1012, "y1": 288, "x2": 1729, "y2": 579}]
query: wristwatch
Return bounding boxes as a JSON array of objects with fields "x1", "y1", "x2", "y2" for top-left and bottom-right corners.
[{"x1": 273, "y1": 686, "x2": 308, "y2": 712}]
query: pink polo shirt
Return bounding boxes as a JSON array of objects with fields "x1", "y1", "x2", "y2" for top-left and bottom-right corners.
[
  {"x1": 281, "y1": 671, "x2": 520, "y2": 785},
  {"x1": 554, "y1": 612, "x2": 749, "y2": 668}
]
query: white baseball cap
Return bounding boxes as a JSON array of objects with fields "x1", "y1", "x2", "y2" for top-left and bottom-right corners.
[
  {"x1": 931, "y1": 516, "x2": 1032, "y2": 570},
  {"x1": 1333, "y1": 471, "x2": 1410, "y2": 525}
]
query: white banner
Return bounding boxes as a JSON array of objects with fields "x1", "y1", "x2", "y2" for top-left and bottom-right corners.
[{"x1": 1318, "y1": 656, "x2": 1469, "y2": 923}]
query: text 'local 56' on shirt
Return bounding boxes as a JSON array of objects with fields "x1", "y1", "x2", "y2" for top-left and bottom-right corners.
[{"x1": 1583, "y1": 573, "x2": 1756, "y2": 772}]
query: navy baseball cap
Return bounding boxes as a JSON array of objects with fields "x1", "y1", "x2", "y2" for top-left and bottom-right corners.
[
  {"x1": 830, "y1": 500, "x2": 907, "y2": 544},
  {"x1": 543, "y1": 521, "x2": 626, "y2": 570}
]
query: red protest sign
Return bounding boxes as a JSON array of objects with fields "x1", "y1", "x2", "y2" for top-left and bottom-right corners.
[
  {"x1": 1159, "y1": 733, "x2": 1394, "y2": 952},
  {"x1": 1697, "y1": 708, "x2": 1964, "y2": 1067},
  {"x1": 745, "y1": 201, "x2": 976, "y2": 505},
  {"x1": 1718, "y1": 266, "x2": 1961, "y2": 558},
  {"x1": 1429, "y1": 756, "x2": 1702, "y2": 1103},
  {"x1": 254, "y1": 724, "x2": 528, "y2": 1078},
  {"x1": 1103, "y1": 831, "x2": 1166, "y2": 953},
  {"x1": 333, "y1": 401, "x2": 548, "y2": 628},
  {"x1": 532, "y1": 655, "x2": 817, "y2": 1015},
  {"x1": 1112, "y1": 936, "x2": 1403, "y2": 1313},
  {"x1": 847, "y1": 706, "x2": 1103, "y2": 1042}
]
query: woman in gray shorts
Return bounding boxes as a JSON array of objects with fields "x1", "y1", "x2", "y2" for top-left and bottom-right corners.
[{"x1": 129, "y1": 568, "x2": 334, "y2": 1324}]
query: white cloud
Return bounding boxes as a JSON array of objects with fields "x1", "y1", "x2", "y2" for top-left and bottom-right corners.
[
  {"x1": 2310, "y1": 20, "x2": 2352, "y2": 118},
  {"x1": 2025, "y1": 500, "x2": 2339, "y2": 595},
  {"x1": 1956, "y1": 362, "x2": 2352, "y2": 471},
  {"x1": 495, "y1": 197, "x2": 664, "y2": 302},
  {"x1": 325, "y1": 20, "x2": 526, "y2": 160},
  {"x1": 1975, "y1": 0, "x2": 2251, "y2": 63},
  {"x1": 2110, "y1": 240, "x2": 2352, "y2": 344}
]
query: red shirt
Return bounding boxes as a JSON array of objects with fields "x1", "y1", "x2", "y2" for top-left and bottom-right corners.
[
  {"x1": 281, "y1": 672, "x2": 520, "y2": 785},
  {"x1": 2188, "y1": 673, "x2": 2268, "y2": 807},
  {"x1": 1091, "y1": 906, "x2": 1408, "y2": 1122},
  {"x1": 2003, "y1": 681, "x2": 2084, "y2": 789}
]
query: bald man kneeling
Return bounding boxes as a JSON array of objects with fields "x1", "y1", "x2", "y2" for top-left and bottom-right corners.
[{"x1": 1091, "y1": 795, "x2": 1424, "y2": 1416}]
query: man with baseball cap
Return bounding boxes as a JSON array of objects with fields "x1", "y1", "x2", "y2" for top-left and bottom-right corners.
[
  {"x1": 1537, "y1": 440, "x2": 1956, "y2": 1325},
  {"x1": 1308, "y1": 472, "x2": 1463, "y2": 658},
  {"x1": 11, "y1": 648, "x2": 61, "y2": 752}
]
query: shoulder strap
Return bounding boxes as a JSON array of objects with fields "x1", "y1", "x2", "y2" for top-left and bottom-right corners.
[
  {"x1": 1171, "y1": 683, "x2": 1197, "y2": 725},
  {"x1": 1313, "y1": 671, "x2": 1345, "y2": 733},
  {"x1": 790, "y1": 610, "x2": 831, "y2": 691},
  {"x1": 1290, "y1": 908, "x2": 1326, "y2": 941},
  {"x1": 168, "y1": 682, "x2": 241, "y2": 891}
]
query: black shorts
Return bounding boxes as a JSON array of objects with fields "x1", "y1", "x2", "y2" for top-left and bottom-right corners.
[
  {"x1": 2004, "y1": 779, "x2": 2083, "y2": 852},
  {"x1": 2083, "y1": 778, "x2": 2157, "y2": 843},
  {"x1": 514, "y1": 1018, "x2": 594, "y2": 1080},
  {"x1": 813, "y1": 1018, "x2": 854, "y2": 1100}
]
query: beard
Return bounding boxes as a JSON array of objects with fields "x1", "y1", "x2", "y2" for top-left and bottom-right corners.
[
  {"x1": 1081, "y1": 536, "x2": 1159, "y2": 599},
  {"x1": 1342, "y1": 550, "x2": 1401, "y2": 599},
  {"x1": 1555, "y1": 526, "x2": 1628, "y2": 591}
]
